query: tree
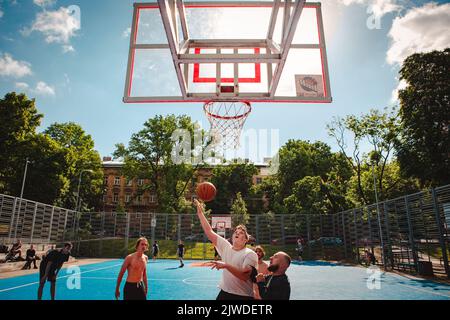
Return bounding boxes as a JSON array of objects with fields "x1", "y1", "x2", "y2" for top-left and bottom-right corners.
[
  {"x1": 395, "y1": 48, "x2": 450, "y2": 187},
  {"x1": 327, "y1": 108, "x2": 407, "y2": 204},
  {"x1": 0, "y1": 93, "x2": 43, "y2": 193},
  {"x1": 45, "y1": 122, "x2": 103, "y2": 211},
  {"x1": 114, "y1": 115, "x2": 201, "y2": 213},
  {"x1": 273, "y1": 140, "x2": 353, "y2": 214},
  {"x1": 0, "y1": 93, "x2": 68, "y2": 203},
  {"x1": 209, "y1": 162, "x2": 258, "y2": 214},
  {"x1": 230, "y1": 192, "x2": 250, "y2": 227}
]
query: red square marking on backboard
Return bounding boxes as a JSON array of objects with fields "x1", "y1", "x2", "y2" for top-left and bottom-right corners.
[{"x1": 193, "y1": 48, "x2": 261, "y2": 83}]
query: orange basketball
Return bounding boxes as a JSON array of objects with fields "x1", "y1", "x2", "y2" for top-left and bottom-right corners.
[{"x1": 196, "y1": 182, "x2": 217, "y2": 202}]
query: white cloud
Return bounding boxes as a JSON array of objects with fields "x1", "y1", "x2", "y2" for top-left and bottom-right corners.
[
  {"x1": 33, "y1": 81, "x2": 55, "y2": 96},
  {"x1": 0, "y1": 9, "x2": 4, "y2": 19},
  {"x1": 391, "y1": 79, "x2": 407, "y2": 103},
  {"x1": 28, "y1": 7, "x2": 80, "y2": 51},
  {"x1": 339, "y1": 0, "x2": 401, "y2": 18},
  {"x1": 15, "y1": 82, "x2": 30, "y2": 90},
  {"x1": 0, "y1": 53, "x2": 32, "y2": 78},
  {"x1": 62, "y1": 45, "x2": 75, "y2": 53},
  {"x1": 387, "y1": 3, "x2": 450, "y2": 65},
  {"x1": 33, "y1": 0, "x2": 56, "y2": 7},
  {"x1": 123, "y1": 27, "x2": 131, "y2": 38},
  {"x1": 14, "y1": 81, "x2": 56, "y2": 96}
]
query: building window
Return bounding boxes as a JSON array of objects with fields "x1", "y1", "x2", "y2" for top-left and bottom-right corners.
[
  {"x1": 104, "y1": 176, "x2": 108, "y2": 185},
  {"x1": 102, "y1": 195, "x2": 107, "y2": 203},
  {"x1": 113, "y1": 193, "x2": 119, "y2": 203},
  {"x1": 114, "y1": 177, "x2": 121, "y2": 185},
  {"x1": 256, "y1": 177, "x2": 263, "y2": 184},
  {"x1": 138, "y1": 179, "x2": 144, "y2": 186},
  {"x1": 125, "y1": 194, "x2": 131, "y2": 203},
  {"x1": 126, "y1": 179, "x2": 133, "y2": 186},
  {"x1": 149, "y1": 194, "x2": 157, "y2": 203},
  {"x1": 137, "y1": 195, "x2": 143, "y2": 205}
]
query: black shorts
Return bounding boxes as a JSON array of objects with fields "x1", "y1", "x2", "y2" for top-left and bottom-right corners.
[
  {"x1": 123, "y1": 282, "x2": 147, "y2": 300},
  {"x1": 153, "y1": 251, "x2": 159, "y2": 257},
  {"x1": 216, "y1": 290, "x2": 254, "y2": 300},
  {"x1": 39, "y1": 267, "x2": 57, "y2": 283}
]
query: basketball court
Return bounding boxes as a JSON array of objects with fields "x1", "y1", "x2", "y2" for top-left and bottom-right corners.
[{"x1": 1, "y1": 259, "x2": 449, "y2": 300}]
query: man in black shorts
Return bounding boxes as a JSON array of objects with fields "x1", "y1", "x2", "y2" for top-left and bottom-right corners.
[
  {"x1": 116, "y1": 237, "x2": 149, "y2": 300},
  {"x1": 37, "y1": 242, "x2": 72, "y2": 300},
  {"x1": 177, "y1": 240, "x2": 185, "y2": 268},
  {"x1": 256, "y1": 251, "x2": 291, "y2": 300}
]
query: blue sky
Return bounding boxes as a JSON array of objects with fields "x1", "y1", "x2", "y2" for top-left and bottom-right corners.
[{"x1": 1, "y1": 0, "x2": 449, "y2": 162}]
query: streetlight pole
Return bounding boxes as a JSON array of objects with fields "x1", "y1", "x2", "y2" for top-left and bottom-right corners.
[
  {"x1": 371, "y1": 162, "x2": 386, "y2": 269},
  {"x1": 13, "y1": 158, "x2": 31, "y2": 240},
  {"x1": 74, "y1": 169, "x2": 93, "y2": 242},
  {"x1": 75, "y1": 169, "x2": 93, "y2": 212}
]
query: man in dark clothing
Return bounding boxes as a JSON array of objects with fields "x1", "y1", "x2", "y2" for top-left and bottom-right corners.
[
  {"x1": 22, "y1": 244, "x2": 38, "y2": 269},
  {"x1": 177, "y1": 240, "x2": 185, "y2": 268},
  {"x1": 152, "y1": 241, "x2": 159, "y2": 261},
  {"x1": 37, "y1": 242, "x2": 72, "y2": 300},
  {"x1": 256, "y1": 251, "x2": 291, "y2": 300}
]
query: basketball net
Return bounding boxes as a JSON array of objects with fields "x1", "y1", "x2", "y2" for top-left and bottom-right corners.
[{"x1": 203, "y1": 101, "x2": 252, "y2": 150}]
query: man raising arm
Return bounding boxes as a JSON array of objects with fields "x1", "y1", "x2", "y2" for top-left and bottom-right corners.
[{"x1": 194, "y1": 199, "x2": 258, "y2": 300}]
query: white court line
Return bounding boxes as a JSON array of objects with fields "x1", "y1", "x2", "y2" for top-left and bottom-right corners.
[
  {"x1": 394, "y1": 282, "x2": 450, "y2": 298},
  {"x1": 0, "y1": 263, "x2": 123, "y2": 293},
  {"x1": 80, "y1": 277, "x2": 181, "y2": 281}
]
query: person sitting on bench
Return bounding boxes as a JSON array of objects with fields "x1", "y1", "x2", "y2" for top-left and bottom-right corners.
[{"x1": 22, "y1": 244, "x2": 38, "y2": 269}]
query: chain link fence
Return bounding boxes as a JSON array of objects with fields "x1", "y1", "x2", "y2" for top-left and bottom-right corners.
[{"x1": 1, "y1": 185, "x2": 449, "y2": 278}]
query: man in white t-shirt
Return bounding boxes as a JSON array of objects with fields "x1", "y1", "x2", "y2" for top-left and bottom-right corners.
[{"x1": 194, "y1": 199, "x2": 258, "y2": 300}]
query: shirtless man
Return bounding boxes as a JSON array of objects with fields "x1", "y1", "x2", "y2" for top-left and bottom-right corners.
[
  {"x1": 115, "y1": 237, "x2": 149, "y2": 300},
  {"x1": 254, "y1": 245, "x2": 270, "y2": 300},
  {"x1": 194, "y1": 199, "x2": 258, "y2": 300}
]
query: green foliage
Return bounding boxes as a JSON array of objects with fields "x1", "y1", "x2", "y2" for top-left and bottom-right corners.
[
  {"x1": 209, "y1": 162, "x2": 258, "y2": 213},
  {"x1": 271, "y1": 140, "x2": 353, "y2": 214},
  {"x1": 230, "y1": 192, "x2": 250, "y2": 227},
  {"x1": 114, "y1": 115, "x2": 201, "y2": 212},
  {"x1": 0, "y1": 93, "x2": 104, "y2": 208},
  {"x1": 0, "y1": 93, "x2": 67, "y2": 203},
  {"x1": 45, "y1": 122, "x2": 103, "y2": 211},
  {"x1": 327, "y1": 107, "x2": 416, "y2": 204},
  {"x1": 395, "y1": 48, "x2": 450, "y2": 187}
]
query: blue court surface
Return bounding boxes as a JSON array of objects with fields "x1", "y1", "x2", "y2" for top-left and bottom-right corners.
[{"x1": 0, "y1": 260, "x2": 449, "y2": 300}]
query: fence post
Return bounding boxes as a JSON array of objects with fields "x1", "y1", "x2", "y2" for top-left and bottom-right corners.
[
  {"x1": 404, "y1": 195, "x2": 418, "y2": 271},
  {"x1": 99, "y1": 212, "x2": 105, "y2": 257},
  {"x1": 306, "y1": 215, "x2": 311, "y2": 259},
  {"x1": 8, "y1": 198, "x2": 18, "y2": 242},
  {"x1": 113, "y1": 213, "x2": 117, "y2": 237},
  {"x1": 281, "y1": 215, "x2": 285, "y2": 246},
  {"x1": 367, "y1": 208, "x2": 375, "y2": 256},
  {"x1": 341, "y1": 213, "x2": 347, "y2": 260},
  {"x1": 14, "y1": 199, "x2": 24, "y2": 240},
  {"x1": 125, "y1": 213, "x2": 130, "y2": 256},
  {"x1": 30, "y1": 203, "x2": 38, "y2": 244},
  {"x1": 431, "y1": 188, "x2": 450, "y2": 278},
  {"x1": 62, "y1": 210, "x2": 69, "y2": 241},
  {"x1": 255, "y1": 215, "x2": 260, "y2": 244},
  {"x1": 48, "y1": 207, "x2": 55, "y2": 243},
  {"x1": 353, "y1": 209, "x2": 359, "y2": 263},
  {"x1": 383, "y1": 202, "x2": 393, "y2": 269}
]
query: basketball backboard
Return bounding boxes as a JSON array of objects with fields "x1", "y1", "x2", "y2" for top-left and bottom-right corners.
[{"x1": 123, "y1": 0, "x2": 332, "y2": 103}]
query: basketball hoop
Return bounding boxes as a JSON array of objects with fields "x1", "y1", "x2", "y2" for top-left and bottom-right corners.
[{"x1": 203, "y1": 101, "x2": 252, "y2": 149}]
